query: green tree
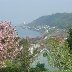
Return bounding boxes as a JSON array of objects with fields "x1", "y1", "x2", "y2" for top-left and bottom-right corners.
[
  {"x1": 30, "y1": 63, "x2": 47, "y2": 72},
  {"x1": 67, "y1": 28, "x2": 72, "y2": 53},
  {"x1": 45, "y1": 37, "x2": 72, "y2": 71},
  {"x1": 17, "y1": 38, "x2": 39, "y2": 72},
  {"x1": 18, "y1": 39, "x2": 30, "y2": 72}
]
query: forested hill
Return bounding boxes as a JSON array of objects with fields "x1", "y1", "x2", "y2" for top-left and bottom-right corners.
[{"x1": 28, "y1": 13, "x2": 72, "y2": 28}]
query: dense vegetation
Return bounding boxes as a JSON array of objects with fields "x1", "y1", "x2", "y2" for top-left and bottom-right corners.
[
  {"x1": 44, "y1": 28, "x2": 72, "y2": 72},
  {"x1": 0, "y1": 21, "x2": 44, "y2": 72},
  {"x1": 0, "y1": 21, "x2": 72, "y2": 72},
  {"x1": 67, "y1": 28, "x2": 72, "y2": 53}
]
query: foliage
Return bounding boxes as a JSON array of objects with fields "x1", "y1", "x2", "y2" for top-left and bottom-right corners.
[
  {"x1": 0, "y1": 21, "x2": 20, "y2": 67},
  {"x1": 43, "y1": 52, "x2": 48, "y2": 57},
  {"x1": 0, "y1": 67, "x2": 23, "y2": 72},
  {"x1": 30, "y1": 63, "x2": 47, "y2": 72},
  {"x1": 1, "y1": 21, "x2": 72, "y2": 72},
  {"x1": 19, "y1": 39, "x2": 30, "y2": 72},
  {"x1": 0, "y1": 37, "x2": 41, "y2": 72},
  {"x1": 67, "y1": 28, "x2": 72, "y2": 53},
  {"x1": 45, "y1": 37, "x2": 72, "y2": 71},
  {"x1": 17, "y1": 38, "x2": 39, "y2": 72}
]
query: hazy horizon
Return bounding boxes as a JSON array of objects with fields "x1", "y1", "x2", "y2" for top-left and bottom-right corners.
[{"x1": 0, "y1": 0, "x2": 72, "y2": 25}]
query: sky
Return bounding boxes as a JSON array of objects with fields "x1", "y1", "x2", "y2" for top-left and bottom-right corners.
[{"x1": 0, "y1": 0, "x2": 72, "y2": 25}]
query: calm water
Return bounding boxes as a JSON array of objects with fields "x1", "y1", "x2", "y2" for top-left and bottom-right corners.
[{"x1": 16, "y1": 26, "x2": 41, "y2": 38}]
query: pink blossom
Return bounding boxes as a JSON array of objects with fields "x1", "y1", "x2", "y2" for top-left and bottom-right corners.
[
  {"x1": 0, "y1": 31, "x2": 3, "y2": 38},
  {"x1": 4, "y1": 25, "x2": 9, "y2": 28},
  {"x1": 0, "y1": 21, "x2": 20, "y2": 65},
  {"x1": 0, "y1": 43, "x2": 3, "y2": 51}
]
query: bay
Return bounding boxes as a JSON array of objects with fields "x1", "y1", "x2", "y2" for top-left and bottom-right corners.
[{"x1": 15, "y1": 26, "x2": 41, "y2": 38}]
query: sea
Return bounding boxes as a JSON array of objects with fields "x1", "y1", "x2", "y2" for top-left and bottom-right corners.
[{"x1": 15, "y1": 26, "x2": 41, "y2": 38}]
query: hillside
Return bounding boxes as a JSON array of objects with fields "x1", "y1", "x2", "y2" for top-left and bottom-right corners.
[{"x1": 28, "y1": 13, "x2": 72, "y2": 28}]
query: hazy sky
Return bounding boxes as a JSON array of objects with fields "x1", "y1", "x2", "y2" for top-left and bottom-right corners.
[{"x1": 0, "y1": 0, "x2": 72, "y2": 25}]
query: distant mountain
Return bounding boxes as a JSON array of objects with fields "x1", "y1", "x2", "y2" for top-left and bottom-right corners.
[{"x1": 28, "y1": 13, "x2": 72, "y2": 28}]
